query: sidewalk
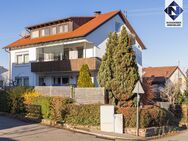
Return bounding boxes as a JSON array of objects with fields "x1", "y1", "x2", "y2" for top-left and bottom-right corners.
[{"x1": 65, "y1": 127, "x2": 145, "y2": 141}]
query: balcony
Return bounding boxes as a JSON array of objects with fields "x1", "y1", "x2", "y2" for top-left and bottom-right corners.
[{"x1": 31, "y1": 57, "x2": 101, "y2": 73}]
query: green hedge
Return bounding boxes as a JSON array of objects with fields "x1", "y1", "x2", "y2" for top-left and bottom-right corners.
[
  {"x1": 119, "y1": 106, "x2": 178, "y2": 128},
  {"x1": 1, "y1": 87, "x2": 100, "y2": 126},
  {"x1": 0, "y1": 90, "x2": 9, "y2": 112},
  {"x1": 64, "y1": 104, "x2": 100, "y2": 126},
  {"x1": 0, "y1": 87, "x2": 33, "y2": 113}
]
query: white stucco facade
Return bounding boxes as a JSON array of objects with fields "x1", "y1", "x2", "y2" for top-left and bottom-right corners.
[{"x1": 9, "y1": 14, "x2": 144, "y2": 87}]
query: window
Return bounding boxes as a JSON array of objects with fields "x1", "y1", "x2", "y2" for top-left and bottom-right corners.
[
  {"x1": 64, "y1": 24, "x2": 68, "y2": 32},
  {"x1": 53, "y1": 77, "x2": 61, "y2": 86},
  {"x1": 24, "y1": 54, "x2": 29, "y2": 63},
  {"x1": 23, "y1": 77, "x2": 29, "y2": 86},
  {"x1": 31, "y1": 30, "x2": 39, "y2": 38},
  {"x1": 15, "y1": 77, "x2": 22, "y2": 86},
  {"x1": 15, "y1": 77, "x2": 29, "y2": 86},
  {"x1": 115, "y1": 22, "x2": 121, "y2": 32},
  {"x1": 59, "y1": 24, "x2": 69, "y2": 33},
  {"x1": 62, "y1": 77, "x2": 69, "y2": 84},
  {"x1": 17, "y1": 55, "x2": 22, "y2": 64},
  {"x1": 39, "y1": 77, "x2": 45, "y2": 86},
  {"x1": 16, "y1": 54, "x2": 29, "y2": 64},
  {"x1": 64, "y1": 48, "x2": 69, "y2": 59},
  {"x1": 53, "y1": 76, "x2": 69, "y2": 86},
  {"x1": 41, "y1": 28, "x2": 50, "y2": 36},
  {"x1": 51, "y1": 26, "x2": 57, "y2": 35},
  {"x1": 78, "y1": 47, "x2": 83, "y2": 58}
]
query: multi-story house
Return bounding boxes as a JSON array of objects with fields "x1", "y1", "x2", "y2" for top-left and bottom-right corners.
[{"x1": 4, "y1": 10, "x2": 145, "y2": 86}]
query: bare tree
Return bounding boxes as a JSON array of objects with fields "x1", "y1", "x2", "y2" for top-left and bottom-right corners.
[{"x1": 161, "y1": 81, "x2": 180, "y2": 105}]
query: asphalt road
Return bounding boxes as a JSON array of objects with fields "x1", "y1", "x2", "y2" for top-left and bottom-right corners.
[
  {"x1": 1, "y1": 115, "x2": 188, "y2": 141},
  {"x1": 0, "y1": 116, "x2": 110, "y2": 141}
]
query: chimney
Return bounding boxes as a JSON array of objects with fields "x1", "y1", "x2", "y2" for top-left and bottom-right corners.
[{"x1": 94, "y1": 11, "x2": 101, "y2": 16}]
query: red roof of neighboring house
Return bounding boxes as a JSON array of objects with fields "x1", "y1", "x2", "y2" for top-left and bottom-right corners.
[
  {"x1": 143, "y1": 66, "x2": 178, "y2": 78},
  {"x1": 4, "y1": 10, "x2": 145, "y2": 49}
]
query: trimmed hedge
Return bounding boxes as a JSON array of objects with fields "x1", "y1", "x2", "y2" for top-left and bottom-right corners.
[
  {"x1": 0, "y1": 90, "x2": 9, "y2": 112},
  {"x1": 119, "y1": 105, "x2": 178, "y2": 128},
  {"x1": 64, "y1": 104, "x2": 100, "y2": 126}
]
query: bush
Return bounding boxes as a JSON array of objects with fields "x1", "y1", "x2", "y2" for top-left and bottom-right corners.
[
  {"x1": 77, "y1": 64, "x2": 94, "y2": 87},
  {"x1": 64, "y1": 104, "x2": 100, "y2": 126},
  {"x1": 7, "y1": 87, "x2": 33, "y2": 114},
  {"x1": 0, "y1": 90, "x2": 9, "y2": 112},
  {"x1": 119, "y1": 105, "x2": 178, "y2": 128},
  {"x1": 32, "y1": 96, "x2": 51, "y2": 119},
  {"x1": 50, "y1": 97, "x2": 74, "y2": 121},
  {"x1": 23, "y1": 90, "x2": 40, "y2": 105}
]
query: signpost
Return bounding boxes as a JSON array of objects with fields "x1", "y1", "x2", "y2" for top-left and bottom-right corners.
[{"x1": 132, "y1": 81, "x2": 144, "y2": 136}]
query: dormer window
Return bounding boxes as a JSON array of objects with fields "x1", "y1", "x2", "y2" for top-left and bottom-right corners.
[
  {"x1": 31, "y1": 30, "x2": 39, "y2": 38},
  {"x1": 41, "y1": 28, "x2": 50, "y2": 37},
  {"x1": 59, "y1": 24, "x2": 69, "y2": 33},
  {"x1": 51, "y1": 26, "x2": 57, "y2": 35}
]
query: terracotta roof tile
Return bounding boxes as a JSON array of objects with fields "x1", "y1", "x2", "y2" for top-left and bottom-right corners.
[
  {"x1": 143, "y1": 66, "x2": 178, "y2": 78},
  {"x1": 4, "y1": 10, "x2": 145, "y2": 49}
]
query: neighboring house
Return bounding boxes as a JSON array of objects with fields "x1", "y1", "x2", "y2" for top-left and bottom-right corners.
[
  {"x1": 0, "y1": 66, "x2": 8, "y2": 88},
  {"x1": 143, "y1": 66, "x2": 186, "y2": 100},
  {"x1": 4, "y1": 10, "x2": 145, "y2": 87}
]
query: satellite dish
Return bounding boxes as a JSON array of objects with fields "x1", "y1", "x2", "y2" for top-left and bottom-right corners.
[{"x1": 20, "y1": 30, "x2": 30, "y2": 38}]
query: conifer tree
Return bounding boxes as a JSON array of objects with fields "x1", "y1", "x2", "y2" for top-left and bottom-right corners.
[
  {"x1": 111, "y1": 26, "x2": 139, "y2": 106},
  {"x1": 77, "y1": 64, "x2": 94, "y2": 87},
  {"x1": 98, "y1": 32, "x2": 118, "y2": 89}
]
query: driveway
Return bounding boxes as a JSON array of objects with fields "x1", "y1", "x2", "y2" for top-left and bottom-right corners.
[{"x1": 0, "y1": 116, "x2": 109, "y2": 141}]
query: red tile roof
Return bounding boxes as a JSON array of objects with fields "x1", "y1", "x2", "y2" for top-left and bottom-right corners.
[
  {"x1": 4, "y1": 10, "x2": 145, "y2": 49},
  {"x1": 143, "y1": 66, "x2": 178, "y2": 78}
]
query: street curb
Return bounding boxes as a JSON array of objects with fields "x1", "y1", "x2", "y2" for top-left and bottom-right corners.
[{"x1": 0, "y1": 113, "x2": 185, "y2": 141}]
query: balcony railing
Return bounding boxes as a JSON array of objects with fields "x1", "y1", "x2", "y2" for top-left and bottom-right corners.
[{"x1": 31, "y1": 57, "x2": 101, "y2": 72}]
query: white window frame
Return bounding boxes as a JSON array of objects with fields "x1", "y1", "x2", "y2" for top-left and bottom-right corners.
[
  {"x1": 16, "y1": 53, "x2": 29, "y2": 64},
  {"x1": 31, "y1": 30, "x2": 39, "y2": 38}
]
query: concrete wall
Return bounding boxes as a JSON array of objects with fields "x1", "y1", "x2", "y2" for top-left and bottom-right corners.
[
  {"x1": 34, "y1": 86, "x2": 106, "y2": 104},
  {"x1": 74, "y1": 87, "x2": 105, "y2": 104},
  {"x1": 35, "y1": 86, "x2": 72, "y2": 97}
]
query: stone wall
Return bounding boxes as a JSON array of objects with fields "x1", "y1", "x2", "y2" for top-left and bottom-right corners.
[
  {"x1": 125, "y1": 126, "x2": 175, "y2": 137},
  {"x1": 35, "y1": 86, "x2": 106, "y2": 104}
]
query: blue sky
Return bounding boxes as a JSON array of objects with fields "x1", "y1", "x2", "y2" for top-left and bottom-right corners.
[{"x1": 0, "y1": 0, "x2": 188, "y2": 71}]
